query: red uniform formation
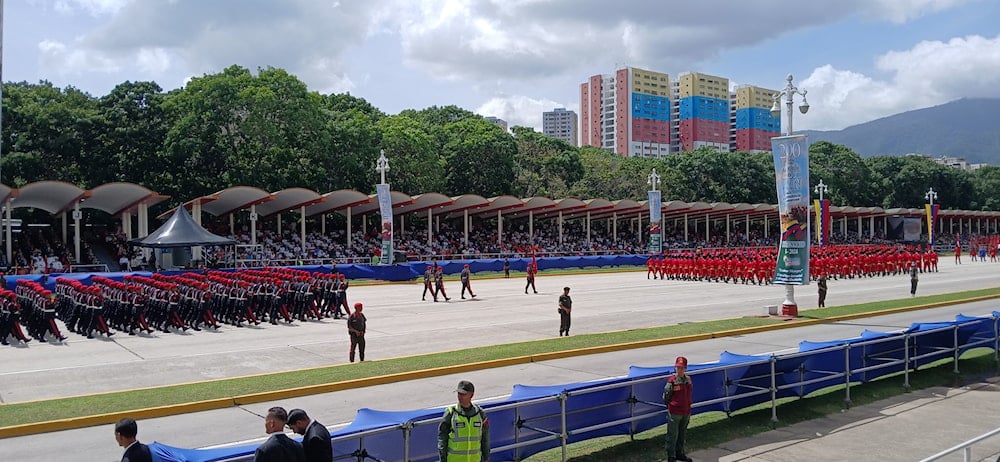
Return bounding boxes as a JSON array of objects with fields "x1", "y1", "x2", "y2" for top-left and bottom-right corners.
[
  {"x1": 646, "y1": 244, "x2": 939, "y2": 284},
  {"x1": 2, "y1": 267, "x2": 354, "y2": 346}
]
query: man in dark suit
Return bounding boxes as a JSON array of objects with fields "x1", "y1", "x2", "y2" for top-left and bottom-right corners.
[
  {"x1": 287, "y1": 408, "x2": 333, "y2": 462},
  {"x1": 114, "y1": 418, "x2": 153, "y2": 462},
  {"x1": 255, "y1": 406, "x2": 305, "y2": 462}
]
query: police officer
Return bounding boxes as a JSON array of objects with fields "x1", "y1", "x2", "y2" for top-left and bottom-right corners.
[
  {"x1": 438, "y1": 380, "x2": 490, "y2": 462},
  {"x1": 460, "y1": 264, "x2": 476, "y2": 300}
]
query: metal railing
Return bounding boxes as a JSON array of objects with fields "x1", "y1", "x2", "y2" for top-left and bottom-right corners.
[
  {"x1": 919, "y1": 426, "x2": 1000, "y2": 462},
  {"x1": 190, "y1": 315, "x2": 999, "y2": 462}
]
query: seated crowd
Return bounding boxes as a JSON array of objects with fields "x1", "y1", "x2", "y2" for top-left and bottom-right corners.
[{"x1": 4, "y1": 228, "x2": 98, "y2": 274}]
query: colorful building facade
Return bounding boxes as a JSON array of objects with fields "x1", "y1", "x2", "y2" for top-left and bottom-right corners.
[
  {"x1": 677, "y1": 72, "x2": 730, "y2": 152},
  {"x1": 733, "y1": 85, "x2": 781, "y2": 152},
  {"x1": 580, "y1": 67, "x2": 779, "y2": 156},
  {"x1": 580, "y1": 67, "x2": 671, "y2": 158}
]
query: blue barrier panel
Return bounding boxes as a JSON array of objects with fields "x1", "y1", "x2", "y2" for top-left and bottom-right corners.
[
  {"x1": 146, "y1": 313, "x2": 1000, "y2": 462},
  {"x1": 6, "y1": 274, "x2": 55, "y2": 291}
]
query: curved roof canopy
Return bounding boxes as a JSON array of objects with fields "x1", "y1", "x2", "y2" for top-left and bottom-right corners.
[
  {"x1": 254, "y1": 188, "x2": 324, "y2": 218},
  {"x1": 11, "y1": 181, "x2": 87, "y2": 214}
]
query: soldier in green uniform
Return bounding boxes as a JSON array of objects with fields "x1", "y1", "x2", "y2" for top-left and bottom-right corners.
[{"x1": 558, "y1": 287, "x2": 572, "y2": 337}]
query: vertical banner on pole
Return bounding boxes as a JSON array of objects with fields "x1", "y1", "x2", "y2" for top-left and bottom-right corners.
[
  {"x1": 925, "y1": 203, "x2": 939, "y2": 244},
  {"x1": 376, "y1": 184, "x2": 393, "y2": 265},
  {"x1": 772, "y1": 134, "x2": 810, "y2": 285},
  {"x1": 813, "y1": 198, "x2": 829, "y2": 246},
  {"x1": 647, "y1": 190, "x2": 662, "y2": 254}
]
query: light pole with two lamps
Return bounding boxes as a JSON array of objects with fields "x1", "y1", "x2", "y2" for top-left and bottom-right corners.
[
  {"x1": 925, "y1": 187, "x2": 938, "y2": 245},
  {"x1": 771, "y1": 74, "x2": 810, "y2": 316},
  {"x1": 814, "y1": 179, "x2": 829, "y2": 247}
]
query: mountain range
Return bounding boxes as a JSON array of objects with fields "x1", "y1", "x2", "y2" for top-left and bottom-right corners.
[{"x1": 801, "y1": 98, "x2": 1000, "y2": 165}]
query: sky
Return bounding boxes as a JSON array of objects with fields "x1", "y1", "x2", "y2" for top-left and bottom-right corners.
[{"x1": 6, "y1": 0, "x2": 1000, "y2": 132}]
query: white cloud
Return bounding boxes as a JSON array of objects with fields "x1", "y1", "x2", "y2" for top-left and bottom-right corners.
[
  {"x1": 54, "y1": 0, "x2": 383, "y2": 93},
  {"x1": 865, "y1": 0, "x2": 980, "y2": 23},
  {"x1": 136, "y1": 47, "x2": 171, "y2": 74},
  {"x1": 476, "y1": 94, "x2": 574, "y2": 131},
  {"x1": 800, "y1": 34, "x2": 1000, "y2": 130},
  {"x1": 52, "y1": 0, "x2": 131, "y2": 16},
  {"x1": 38, "y1": 38, "x2": 121, "y2": 75}
]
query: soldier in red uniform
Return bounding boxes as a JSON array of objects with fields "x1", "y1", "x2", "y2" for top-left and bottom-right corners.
[{"x1": 525, "y1": 263, "x2": 538, "y2": 294}]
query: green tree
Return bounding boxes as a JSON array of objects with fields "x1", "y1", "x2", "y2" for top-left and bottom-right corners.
[
  {"x1": 377, "y1": 114, "x2": 444, "y2": 194},
  {"x1": 441, "y1": 118, "x2": 516, "y2": 196},
  {"x1": 510, "y1": 126, "x2": 584, "y2": 197},
  {"x1": 97, "y1": 81, "x2": 168, "y2": 188},
  {"x1": 160, "y1": 65, "x2": 331, "y2": 197},
  {"x1": 808, "y1": 141, "x2": 881, "y2": 206},
  {"x1": 970, "y1": 165, "x2": 1000, "y2": 210},
  {"x1": 2, "y1": 81, "x2": 99, "y2": 187},
  {"x1": 570, "y1": 147, "x2": 674, "y2": 200},
  {"x1": 322, "y1": 94, "x2": 383, "y2": 192},
  {"x1": 668, "y1": 148, "x2": 773, "y2": 203},
  {"x1": 865, "y1": 155, "x2": 973, "y2": 209}
]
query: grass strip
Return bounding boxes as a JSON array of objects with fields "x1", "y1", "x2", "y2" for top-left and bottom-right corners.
[{"x1": 1, "y1": 285, "x2": 999, "y2": 431}]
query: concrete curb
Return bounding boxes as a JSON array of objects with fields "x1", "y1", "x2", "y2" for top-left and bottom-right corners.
[{"x1": 2, "y1": 292, "x2": 997, "y2": 439}]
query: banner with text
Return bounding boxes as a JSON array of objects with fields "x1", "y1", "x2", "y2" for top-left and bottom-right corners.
[
  {"x1": 772, "y1": 135, "x2": 810, "y2": 285},
  {"x1": 376, "y1": 184, "x2": 393, "y2": 265},
  {"x1": 648, "y1": 190, "x2": 662, "y2": 254}
]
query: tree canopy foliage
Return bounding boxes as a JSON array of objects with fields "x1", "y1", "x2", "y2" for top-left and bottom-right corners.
[{"x1": 0, "y1": 66, "x2": 995, "y2": 213}]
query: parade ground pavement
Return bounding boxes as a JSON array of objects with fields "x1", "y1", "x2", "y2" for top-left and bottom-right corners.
[{"x1": 2, "y1": 261, "x2": 1000, "y2": 461}]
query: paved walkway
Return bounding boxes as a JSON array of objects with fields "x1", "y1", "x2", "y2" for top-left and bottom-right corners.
[{"x1": 689, "y1": 375, "x2": 1000, "y2": 461}]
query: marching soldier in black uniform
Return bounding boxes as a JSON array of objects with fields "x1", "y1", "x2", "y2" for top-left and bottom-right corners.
[
  {"x1": 434, "y1": 266, "x2": 450, "y2": 302},
  {"x1": 335, "y1": 274, "x2": 351, "y2": 316},
  {"x1": 422, "y1": 265, "x2": 436, "y2": 301},
  {"x1": 460, "y1": 264, "x2": 476, "y2": 299}
]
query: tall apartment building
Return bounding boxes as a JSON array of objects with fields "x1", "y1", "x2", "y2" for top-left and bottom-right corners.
[
  {"x1": 542, "y1": 108, "x2": 579, "y2": 146},
  {"x1": 581, "y1": 66, "x2": 779, "y2": 156},
  {"x1": 732, "y1": 85, "x2": 781, "y2": 152},
  {"x1": 677, "y1": 72, "x2": 731, "y2": 152},
  {"x1": 580, "y1": 67, "x2": 671, "y2": 158},
  {"x1": 485, "y1": 116, "x2": 508, "y2": 132}
]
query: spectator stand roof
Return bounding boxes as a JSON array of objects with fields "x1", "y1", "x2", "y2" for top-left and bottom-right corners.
[
  {"x1": 1, "y1": 181, "x2": 167, "y2": 217},
  {"x1": 427, "y1": 194, "x2": 490, "y2": 218},
  {"x1": 153, "y1": 186, "x2": 1000, "y2": 253},
  {"x1": 0, "y1": 181, "x2": 169, "y2": 266},
  {"x1": 393, "y1": 193, "x2": 454, "y2": 216},
  {"x1": 500, "y1": 197, "x2": 558, "y2": 221},
  {"x1": 347, "y1": 190, "x2": 414, "y2": 217},
  {"x1": 253, "y1": 188, "x2": 325, "y2": 218},
  {"x1": 168, "y1": 186, "x2": 274, "y2": 219},
  {"x1": 304, "y1": 189, "x2": 373, "y2": 217}
]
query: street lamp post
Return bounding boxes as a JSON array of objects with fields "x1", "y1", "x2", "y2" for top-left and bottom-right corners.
[
  {"x1": 926, "y1": 187, "x2": 938, "y2": 245},
  {"x1": 815, "y1": 180, "x2": 828, "y2": 247},
  {"x1": 647, "y1": 168, "x2": 662, "y2": 254},
  {"x1": 771, "y1": 74, "x2": 810, "y2": 316},
  {"x1": 771, "y1": 74, "x2": 809, "y2": 135},
  {"x1": 814, "y1": 180, "x2": 828, "y2": 201},
  {"x1": 376, "y1": 149, "x2": 389, "y2": 185}
]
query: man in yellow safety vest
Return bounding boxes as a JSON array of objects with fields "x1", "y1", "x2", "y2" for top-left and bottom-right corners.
[{"x1": 437, "y1": 380, "x2": 490, "y2": 461}]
